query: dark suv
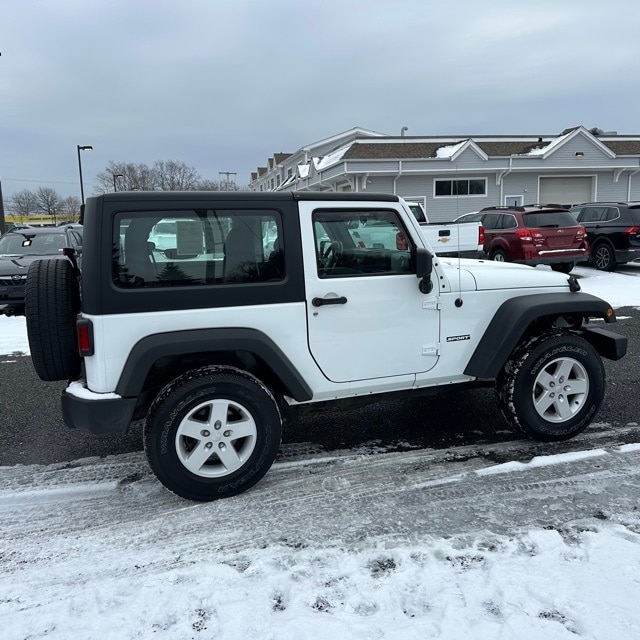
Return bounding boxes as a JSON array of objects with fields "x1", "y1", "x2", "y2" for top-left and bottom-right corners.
[
  {"x1": 455, "y1": 206, "x2": 589, "y2": 273},
  {"x1": 0, "y1": 225, "x2": 83, "y2": 316},
  {"x1": 569, "y1": 202, "x2": 640, "y2": 271}
]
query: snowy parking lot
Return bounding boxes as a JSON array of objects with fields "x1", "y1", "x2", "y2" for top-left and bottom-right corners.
[{"x1": 1, "y1": 263, "x2": 640, "y2": 639}]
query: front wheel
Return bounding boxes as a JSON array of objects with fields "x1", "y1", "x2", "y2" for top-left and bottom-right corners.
[
  {"x1": 144, "y1": 366, "x2": 282, "y2": 501},
  {"x1": 497, "y1": 332, "x2": 605, "y2": 441}
]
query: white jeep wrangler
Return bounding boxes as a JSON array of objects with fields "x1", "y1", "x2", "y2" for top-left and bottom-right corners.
[{"x1": 26, "y1": 192, "x2": 627, "y2": 501}]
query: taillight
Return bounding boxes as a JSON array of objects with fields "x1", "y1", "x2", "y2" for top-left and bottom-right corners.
[
  {"x1": 396, "y1": 231, "x2": 408, "y2": 250},
  {"x1": 515, "y1": 229, "x2": 533, "y2": 240},
  {"x1": 478, "y1": 225, "x2": 485, "y2": 245},
  {"x1": 77, "y1": 319, "x2": 94, "y2": 357},
  {"x1": 624, "y1": 226, "x2": 640, "y2": 234}
]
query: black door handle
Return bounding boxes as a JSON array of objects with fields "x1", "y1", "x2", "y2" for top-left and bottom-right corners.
[{"x1": 312, "y1": 296, "x2": 348, "y2": 307}]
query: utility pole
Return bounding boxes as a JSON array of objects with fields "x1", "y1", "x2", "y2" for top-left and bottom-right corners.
[{"x1": 219, "y1": 171, "x2": 237, "y2": 190}]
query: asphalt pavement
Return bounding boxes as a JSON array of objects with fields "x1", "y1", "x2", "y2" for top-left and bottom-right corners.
[{"x1": 0, "y1": 307, "x2": 638, "y2": 467}]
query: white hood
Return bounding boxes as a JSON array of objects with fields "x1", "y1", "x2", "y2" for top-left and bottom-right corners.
[{"x1": 439, "y1": 258, "x2": 572, "y2": 291}]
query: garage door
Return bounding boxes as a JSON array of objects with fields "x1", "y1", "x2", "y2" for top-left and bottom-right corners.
[{"x1": 539, "y1": 177, "x2": 593, "y2": 207}]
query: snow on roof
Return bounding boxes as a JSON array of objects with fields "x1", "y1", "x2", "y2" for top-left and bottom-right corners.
[
  {"x1": 297, "y1": 164, "x2": 310, "y2": 179},
  {"x1": 525, "y1": 131, "x2": 573, "y2": 156},
  {"x1": 275, "y1": 174, "x2": 296, "y2": 190},
  {"x1": 313, "y1": 144, "x2": 351, "y2": 171},
  {"x1": 435, "y1": 140, "x2": 467, "y2": 158}
]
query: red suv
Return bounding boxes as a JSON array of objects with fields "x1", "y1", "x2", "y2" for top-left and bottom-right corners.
[{"x1": 455, "y1": 206, "x2": 589, "y2": 273}]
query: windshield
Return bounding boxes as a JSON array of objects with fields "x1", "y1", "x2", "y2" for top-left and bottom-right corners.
[{"x1": 0, "y1": 233, "x2": 67, "y2": 256}]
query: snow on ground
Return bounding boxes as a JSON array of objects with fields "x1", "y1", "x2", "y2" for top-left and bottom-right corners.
[{"x1": 1, "y1": 262, "x2": 639, "y2": 639}]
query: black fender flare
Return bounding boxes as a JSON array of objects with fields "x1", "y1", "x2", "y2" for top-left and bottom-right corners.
[
  {"x1": 463, "y1": 292, "x2": 617, "y2": 379},
  {"x1": 115, "y1": 327, "x2": 313, "y2": 401}
]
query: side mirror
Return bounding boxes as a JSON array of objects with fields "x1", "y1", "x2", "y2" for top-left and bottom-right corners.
[{"x1": 415, "y1": 248, "x2": 433, "y2": 294}]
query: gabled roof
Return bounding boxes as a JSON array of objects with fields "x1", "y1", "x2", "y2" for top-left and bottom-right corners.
[
  {"x1": 437, "y1": 139, "x2": 488, "y2": 161},
  {"x1": 524, "y1": 126, "x2": 615, "y2": 159},
  {"x1": 257, "y1": 167, "x2": 267, "y2": 176},
  {"x1": 301, "y1": 127, "x2": 385, "y2": 152},
  {"x1": 273, "y1": 153, "x2": 292, "y2": 164}
]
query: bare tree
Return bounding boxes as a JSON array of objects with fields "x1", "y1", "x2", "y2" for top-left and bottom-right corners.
[
  {"x1": 194, "y1": 179, "x2": 222, "y2": 191},
  {"x1": 94, "y1": 161, "x2": 160, "y2": 193},
  {"x1": 61, "y1": 195, "x2": 81, "y2": 219},
  {"x1": 154, "y1": 160, "x2": 200, "y2": 190},
  {"x1": 10, "y1": 189, "x2": 38, "y2": 217},
  {"x1": 35, "y1": 187, "x2": 61, "y2": 217}
]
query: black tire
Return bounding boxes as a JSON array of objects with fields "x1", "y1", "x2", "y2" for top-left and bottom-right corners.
[
  {"x1": 591, "y1": 242, "x2": 616, "y2": 271},
  {"x1": 144, "y1": 366, "x2": 282, "y2": 501},
  {"x1": 491, "y1": 248, "x2": 507, "y2": 262},
  {"x1": 25, "y1": 259, "x2": 81, "y2": 382},
  {"x1": 497, "y1": 331, "x2": 605, "y2": 442},
  {"x1": 551, "y1": 263, "x2": 574, "y2": 274}
]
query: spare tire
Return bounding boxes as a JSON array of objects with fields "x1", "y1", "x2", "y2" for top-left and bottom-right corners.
[{"x1": 26, "y1": 259, "x2": 81, "y2": 381}]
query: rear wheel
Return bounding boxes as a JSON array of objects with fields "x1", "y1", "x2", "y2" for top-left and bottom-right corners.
[
  {"x1": 591, "y1": 242, "x2": 616, "y2": 271},
  {"x1": 497, "y1": 331, "x2": 604, "y2": 441},
  {"x1": 551, "y1": 263, "x2": 574, "y2": 274},
  {"x1": 144, "y1": 366, "x2": 282, "y2": 501},
  {"x1": 25, "y1": 259, "x2": 80, "y2": 381},
  {"x1": 491, "y1": 248, "x2": 507, "y2": 262}
]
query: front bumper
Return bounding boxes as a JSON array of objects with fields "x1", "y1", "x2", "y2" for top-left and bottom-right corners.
[
  {"x1": 62, "y1": 389, "x2": 137, "y2": 435},
  {"x1": 0, "y1": 284, "x2": 25, "y2": 304}
]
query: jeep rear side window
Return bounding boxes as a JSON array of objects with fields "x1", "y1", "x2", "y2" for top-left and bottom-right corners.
[
  {"x1": 313, "y1": 209, "x2": 413, "y2": 278},
  {"x1": 113, "y1": 209, "x2": 284, "y2": 288}
]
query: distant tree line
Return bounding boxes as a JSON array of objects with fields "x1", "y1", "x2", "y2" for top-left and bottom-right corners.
[
  {"x1": 94, "y1": 160, "x2": 243, "y2": 193},
  {"x1": 7, "y1": 187, "x2": 80, "y2": 221},
  {"x1": 2, "y1": 160, "x2": 242, "y2": 228}
]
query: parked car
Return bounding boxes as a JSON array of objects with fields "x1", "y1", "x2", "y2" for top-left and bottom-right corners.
[
  {"x1": 0, "y1": 226, "x2": 83, "y2": 316},
  {"x1": 568, "y1": 202, "x2": 640, "y2": 271},
  {"x1": 455, "y1": 206, "x2": 589, "y2": 273},
  {"x1": 2, "y1": 223, "x2": 32, "y2": 236},
  {"x1": 405, "y1": 202, "x2": 484, "y2": 258}
]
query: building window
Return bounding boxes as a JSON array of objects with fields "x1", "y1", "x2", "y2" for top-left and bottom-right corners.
[
  {"x1": 276, "y1": 175, "x2": 281, "y2": 187},
  {"x1": 287, "y1": 168, "x2": 293, "y2": 178},
  {"x1": 434, "y1": 178, "x2": 486, "y2": 197}
]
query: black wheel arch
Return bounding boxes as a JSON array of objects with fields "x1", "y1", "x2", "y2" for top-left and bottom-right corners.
[
  {"x1": 116, "y1": 327, "x2": 313, "y2": 403},
  {"x1": 463, "y1": 292, "x2": 623, "y2": 379}
]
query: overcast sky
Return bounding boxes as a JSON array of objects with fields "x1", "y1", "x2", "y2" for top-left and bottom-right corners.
[{"x1": 2, "y1": 0, "x2": 639, "y2": 200}]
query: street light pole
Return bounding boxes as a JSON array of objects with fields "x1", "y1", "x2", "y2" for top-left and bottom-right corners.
[
  {"x1": 113, "y1": 173, "x2": 124, "y2": 192},
  {"x1": 77, "y1": 145, "x2": 93, "y2": 204}
]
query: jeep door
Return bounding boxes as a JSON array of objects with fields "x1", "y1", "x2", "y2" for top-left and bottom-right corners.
[{"x1": 298, "y1": 203, "x2": 440, "y2": 383}]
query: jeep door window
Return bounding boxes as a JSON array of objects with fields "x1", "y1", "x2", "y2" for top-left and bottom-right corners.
[
  {"x1": 313, "y1": 209, "x2": 412, "y2": 278},
  {"x1": 113, "y1": 209, "x2": 283, "y2": 288}
]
